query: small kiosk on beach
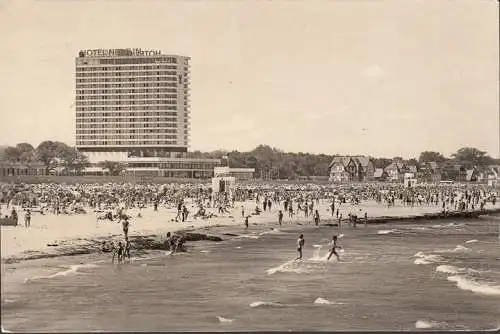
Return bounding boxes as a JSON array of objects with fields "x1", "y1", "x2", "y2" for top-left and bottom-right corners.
[
  {"x1": 211, "y1": 176, "x2": 236, "y2": 194},
  {"x1": 404, "y1": 173, "x2": 417, "y2": 188}
]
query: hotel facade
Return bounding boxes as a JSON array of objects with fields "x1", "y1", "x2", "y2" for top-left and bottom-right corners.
[{"x1": 75, "y1": 48, "x2": 220, "y2": 178}]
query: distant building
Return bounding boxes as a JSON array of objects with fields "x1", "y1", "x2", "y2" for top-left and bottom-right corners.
[
  {"x1": 384, "y1": 161, "x2": 406, "y2": 182},
  {"x1": 0, "y1": 162, "x2": 47, "y2": 177},
  {"x1": 417, "y1": 162, "x2": 442, "y2": 182},
  {"x1": 328, "y1": 156, "x2": 375, "y2": 182},
  {"x1": 487, "y1": 165, "x2": 500, "y2": 186},
  {"x1": 373, "y1": 168, "x2": 388, "y2": 181},
  {"x1": 404, "y1": 172, "x2": 417, "y2": 187},
  {"x1": 214, "y1": 166, "x2": 255, "y2": 180}
]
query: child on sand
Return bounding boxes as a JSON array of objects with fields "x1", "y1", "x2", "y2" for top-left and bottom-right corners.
[{"x1": 24, "y1": 209, "x2": 31, "y2": 228}]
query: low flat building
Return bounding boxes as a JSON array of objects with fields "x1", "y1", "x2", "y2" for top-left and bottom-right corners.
[
  {"x1": 83, "y1": 152, "x2": 220, "y2": 178},
  {"x1": 0, "y1": 162, "x2": 47, "y2": 177},
  {"x1": 214, "y1": 166, "x2": 255, "y2": 180}
]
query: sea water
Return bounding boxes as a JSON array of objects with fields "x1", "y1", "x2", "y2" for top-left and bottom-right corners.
[{"x1": 2, "y1": 216, "x2": 500, "y2": 331}]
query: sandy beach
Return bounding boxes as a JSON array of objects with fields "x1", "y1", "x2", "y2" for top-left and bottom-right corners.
[{"x1": 2, "y1": 199, "x2": 499, "y2": 262}]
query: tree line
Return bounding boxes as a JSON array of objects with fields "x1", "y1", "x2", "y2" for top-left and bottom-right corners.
[
  {"x1": 187, "y1": 145, "x2": 498, "y2": 180},
  {"x1": 0, "y1": 142, "x2": 497, "y2": 179}
]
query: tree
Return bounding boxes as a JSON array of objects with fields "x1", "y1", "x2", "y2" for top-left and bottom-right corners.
[
  {"x1": 418, "y1": 151, "x2": 446, "y2": 163},
  {"x1": 16, "y1": 143, "x2": 36, "y2": 163},
  {"x1": 407, "y1": 158, "x2": 419, "y2": 166},
  {"x1": 35, "y1": 141, "x2": 68, "y2": 170},
  {"x1": 58, "y1": 147, "x2": 90, "y2": 174},
  {"x1": 451, "y1": 147, "x2": 492, "y2": 165},
  {"x1": 98, "y1": 160, "x2": 127, "y2": 176},
  {"x1": 3, "y1": 146, "x2": 21, "y2": 162}
]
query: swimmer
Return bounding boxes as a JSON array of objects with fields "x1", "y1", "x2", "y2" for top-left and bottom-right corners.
[
  {"x1": 295, "y1": 234, "x2": 305, "y2": 260},
  {"x1": 327, "y1": 235, "x2": 342, "y2": 261}
]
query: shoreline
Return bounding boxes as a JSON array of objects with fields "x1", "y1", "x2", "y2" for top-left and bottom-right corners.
[{"x1": 2, "y1": 207, "x2": 499, "y2": 265}]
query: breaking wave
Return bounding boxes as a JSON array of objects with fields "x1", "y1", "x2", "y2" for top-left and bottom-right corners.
[
  {"x1": 413, "y1": 252, "x2": 444, "y2": 265},
  {"x1": 377, "y1": 229, "x2": 398, "y2": 235},
  {"x1": 235, "y1": 234, "x2": 260, "y2": 240},
  {"x1": 249, "y1": 301, "x2": 286, "y2": 308},
  {"x1": 431, "y1": 223, "x2": 464, "y2": 229},
  {"x1": 415, "y1": 320, "x2": 439, "y2": 329},
  {"x1": 446, "y1": 275, "x2": 500, "y2": 296},
  {"x1": 216, "y1": 316, "x2": 234, "y2": 324},
  {"x1": 435, "y1": 245, "x2": 471, "y2": 253},
  {"x1": 313, "y1": 297, "x2": 345, "y2": 305},
  {"x1": 24, "y1": 263, "x2": 98, "y2": 283},
  {"x1": 266, "y1": 259, "x2": 308, "y2": 275}
]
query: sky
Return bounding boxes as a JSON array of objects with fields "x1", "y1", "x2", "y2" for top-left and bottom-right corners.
[{"x1": 0, "y1": 0, "x2": 498, "y2": 159}]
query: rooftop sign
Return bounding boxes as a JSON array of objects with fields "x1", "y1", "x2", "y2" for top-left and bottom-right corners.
[{"x1": 79, "y1": 48, "x2": 162, "y2": 57}]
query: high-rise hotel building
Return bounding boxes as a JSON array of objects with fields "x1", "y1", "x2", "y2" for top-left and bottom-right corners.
[{"x1": 75, "y1": 48, "x2": 220, "y2": 178}]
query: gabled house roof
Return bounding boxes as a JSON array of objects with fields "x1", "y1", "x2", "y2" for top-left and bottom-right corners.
[
  {"x1": 385, "y1": 161, "x2": 405, "y2": 172},
  {"x1": 329, "y1": 156, "x2": 353, "y2": 169},
  {"x1": 354, "y1": 156, "x2": 371, "y2": 168}
]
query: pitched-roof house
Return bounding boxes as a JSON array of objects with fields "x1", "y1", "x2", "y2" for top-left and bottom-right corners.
[
  {"x1": 328, "y1": 156, "x2": 375, "y2": 182},
  {"x1": 384, "y1": 161, "x2": 406, "y2": 181}
]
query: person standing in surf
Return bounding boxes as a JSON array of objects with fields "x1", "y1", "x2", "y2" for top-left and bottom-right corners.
[
  {"x1": 327, "y1": 235, "x2": 342, "y2": 261},
  {"x1": 112, "y1": 241, "x2": 124, "y2": 264},
  {"x1": 296, "y1": 234, "x2": 305, "y2": 260},
  {"x1": 124, "y1": 239, "x2": 131, "y2": 262},
  {"x1": 278, "y1": 210, "x2": 283, "y2": 226}
]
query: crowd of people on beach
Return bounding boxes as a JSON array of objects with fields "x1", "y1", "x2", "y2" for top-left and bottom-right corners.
[{"x1": 0, "y1": 181, "x2": 498, "y2": 262}]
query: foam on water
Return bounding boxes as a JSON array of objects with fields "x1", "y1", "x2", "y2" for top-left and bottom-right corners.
[
  {"x1": 413, "y1": 252, "x2": 444, "y2": 265},
  {"x1": 446, "y1": 275, "x2": 500, "y2": 296},
  {"x1": 465, "y1": 239, "x2": 479, "y2": 244},
  {"x1": 308, "y1": 245, "x2": 331, "y2": 262},
  {"x1": 130, "y1": 251, "x2": 172, "y2": 262},
  {"x1": 258, "y1": 228, "x2": 286, "y2": 236},
  {"x1": 236, "y1": 234, "x2": 260, "y2": 240},
  {"x1": 415, "y1": 320, "x2": 438, "y2": 329},
  {"x1": 435, "y1": 245, "x2": 471, "y2": 253},
  {"x1": 436, "y1": 265, "x2": 463, "y2": 275},
  {"x1": 216, "y1": 316, "x2": 234, "y2": 324},
  {"x1": 414, "y1": 258, "x2": 431, "y2": 265},
  {"x1": 313, "y1": 297, "x2": 345, "y2": 305},
  {"x1": 266, "y1": 259, "x2": 308, "y2": 275},
  {"x1": 430, "y1": 222, "x2": 464, "y2": 229},
  {"x1": 377, "y1": 229, "x2": 398, "y2": 235},
  {"x1": 1, "y1": 298, "x2": 16, "y2": 304},
  {"x1": 249, "y1": 301, "x2": 286, "y2": 308},
  {"x1": 24, "y1": 263, "x2": 98, "y2": 283},
  {"x1": 1, "y1": 325, "x2": 13, "y2": 333}
]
